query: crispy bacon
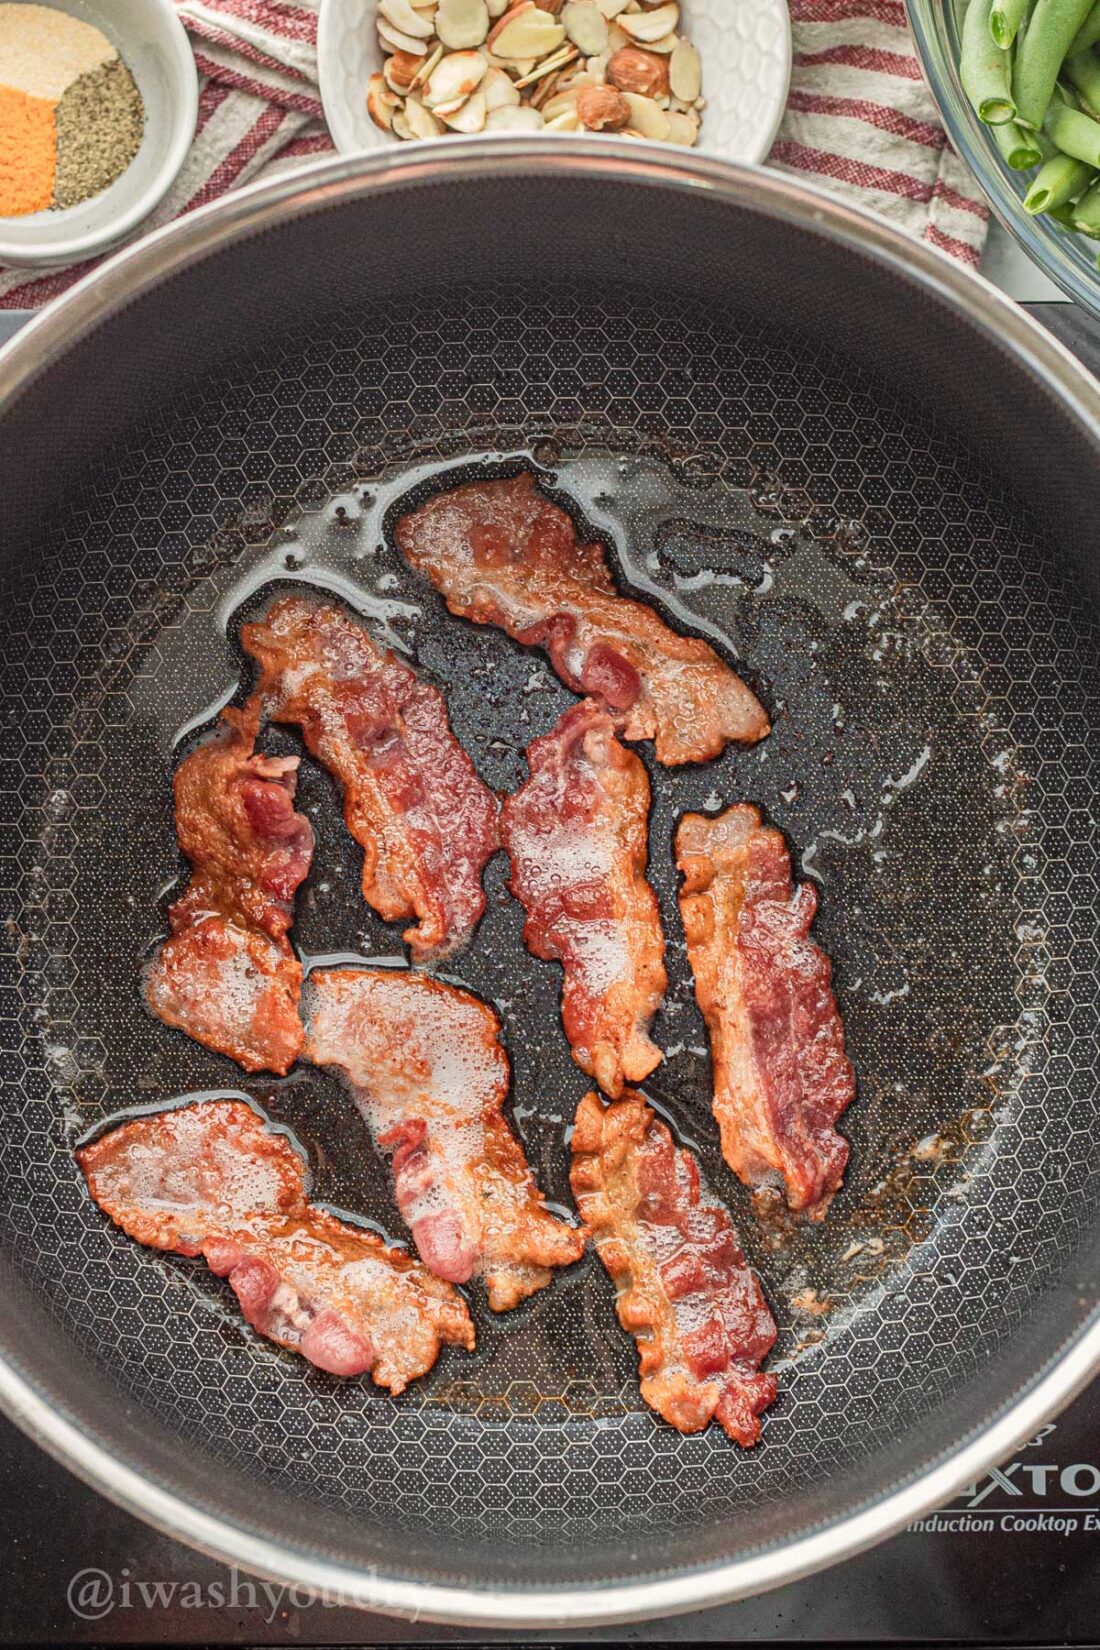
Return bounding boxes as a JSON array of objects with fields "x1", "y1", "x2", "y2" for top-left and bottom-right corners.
[
  {"x1": 240, "y1": 594, "x2": 499, "y2": 961},
  {"x1": 570, "y1": 1090, "x2": 777, "y2": 1445},
  {"x1": 144, "y1": 699, "x2": 314, "y2": 1075},
  {"x1": 501, "y1": 701, "x2": 667, "y2": 1099},
  {"x1": 305, "y1": 968, "x2": 585, "y2": 1311},
  {"x1": 676, "y1": 805, "x2": 855, "y2": 1219},
  {"x1": 77, "y1": 1099, "x2": 474, "y2": 1392},
  {"x1": 395, "y1": 472, "x2": 769, "y2": 765}
]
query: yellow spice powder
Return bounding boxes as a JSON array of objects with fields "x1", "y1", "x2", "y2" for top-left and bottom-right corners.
[
  {"x1": 0, "y1": 83, "x2": 56, "y2": 216},
  {"x1": 0, "y1": 3, "x2": 116, "y2": 100}
]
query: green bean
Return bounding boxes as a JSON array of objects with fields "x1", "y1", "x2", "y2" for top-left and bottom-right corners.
[
  {"x1": 1072, "y1": 173, "x2": 1100, "y2": 227},
  {"x1": 1012, "y1": 0, "x2": 1095, "y2": 126},
  {"x1": 1047, "y1": 199, "x2": 1080, "y2": 220},
  {"x1": 991, "y1": 117, "x2": 1045, "y2": 162},
  {"x1": 1044, "y1": 91, "x2": 1100, "y2": 159},
  {"x1": 990, "y1": 0, "x2": 1032, "y2": 46},
  {"x1": 962, "y1": 0, "x2": 1018, "y2": 121},
  {"x1": 1068, "y1": 0, "x2": 1100, "y2": 53},
  {"x1": 1023, "y1": 149, "x2": 1094, "y2": 206},
  {"x1": 1064, "y1": 45, "x2": 1100, "y2": 109}
]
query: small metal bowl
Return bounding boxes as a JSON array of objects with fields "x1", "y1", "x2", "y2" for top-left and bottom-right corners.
[
  {"x1": 317, "y1": 0, "x2": 791, "y2": 165},
  {"x1": 0, "y1": 0, "x2": 198, "y2": 269},
  {"x1": 906, "y1": 0, "x2": 1100, "y2": 319}
]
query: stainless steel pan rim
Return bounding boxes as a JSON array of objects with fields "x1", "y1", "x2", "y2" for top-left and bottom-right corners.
[{"x1": 0, "y1": 142, "x2": 1098, "y2": 1628}]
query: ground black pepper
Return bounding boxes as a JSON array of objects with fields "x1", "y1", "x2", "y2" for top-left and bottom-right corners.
[{"x1": 52, "y1": 56, "x2": 143, "y2": 210}]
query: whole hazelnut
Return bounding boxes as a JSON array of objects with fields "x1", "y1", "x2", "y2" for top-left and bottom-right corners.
[
  {"x1": 607, "y1": 46, "x2": 670, "y2": 99},
  {"x1": 576, "y1": 84, "x2": 631, "y2": 130}
]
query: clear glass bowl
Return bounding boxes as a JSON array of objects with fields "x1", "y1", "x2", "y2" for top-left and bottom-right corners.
[{"x1": 906, "y1": 0, "x2": 1100, "y2": 315}]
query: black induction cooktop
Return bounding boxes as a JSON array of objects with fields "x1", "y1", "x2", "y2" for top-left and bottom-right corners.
[{"x1": 1, "y1": 1378, "x2": 1097, "y2": 1644}]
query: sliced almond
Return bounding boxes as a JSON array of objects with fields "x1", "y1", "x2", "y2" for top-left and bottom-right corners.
[
  {"x1": 441, "y1": 87, "x2": 489, "y2": 129},
  {"x1": 668, "y1": 39, "x2": 700, "y2": 103},
  {"x1": 543, "y1": 106, "x2": 582, "y2": 129},
  {"x1": 540, "y1": 85, "x2": 580, "y2": 119},
  {"x1": 562, "y1": 0, "x2": 608, "y2": 55},
  {"x1": 637, "y1": 31, "x2": 677, "y2": 53},
  {"x1": 482, "y1": 64, "x2": 521, "y2": 107},
  {"x1": 379, "y1": 0, "x2": 436, "y2": 37},
  {"x1": 404, "y1": 92, "x2": 445, "y2": 136},
  {"x1": 594, "y1": 0, "x2": 630, "y2": 14},
  {"x1": 489, "y1": 3, "x2": 566, "y2": 59},
  {"x1": 486, "y1": 102, "x2": 546, "y2": 127},
  {"x1": 367, "y1": 72, "x2": 401, "y2": 129},
  {"x1": 487, "y1": 0, "x2": 510, "y2": 11},
  {"x1": 384, "y1": 50, "x2": 421, "y2": 89},
  {"x1": 621, "y1": 89, "x2": 670, "y2": 138},
  {"x1": 436, "y1": 0, "x2": 491, "y2": 48},
  {"x1": 617, "y1": 3, "x2": 678, "y2": 43},
  {"x1": 664, "y1": 108, "x2": 698, "y2": 145},
  {"x1": 411, "y1": 41, "x2": 445, "y2": 82},
  {"x1": 425, "y1": 49, "x2": 489, "y2": 107},
  {"x1": 487, "y1": 0, "x2": 533, "y2": 40},
  {"x1": 378, "y1": 20, "x2": 431, "y2": 54},
  {"x1": 530, "y1": 66, "x2": 563, "y2": 105},
  {"x1": 515, "y1": 44, "x2": 578, "y2": 84}
]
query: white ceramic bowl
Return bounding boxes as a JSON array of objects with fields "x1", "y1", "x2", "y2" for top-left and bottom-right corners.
[
  {"x1": 0, "y1": 0, "x2": 198, "y2": 268},
  {"x1": 319, "y1": 0, "x2": 791, "y2": 165}
]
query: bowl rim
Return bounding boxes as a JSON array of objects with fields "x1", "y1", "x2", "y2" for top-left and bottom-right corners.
[
  {"x1": 315, "y1": 0, "x2": 793, "y2": 166},
  {"x1": 905, "y1": 0, "x2": 1100, "y2": 318},
  {"x1": 0, "y1": 0, "x2": 199, "y2": 267},
  {"x1": 0, "y1": 141, "x2": 1098, "y2": 1627}
]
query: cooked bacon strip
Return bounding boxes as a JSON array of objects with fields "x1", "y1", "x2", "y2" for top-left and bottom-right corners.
[
  {"x1": 240, "y1": 594, "x2": 499, "y2": 961},
  {"x1": 676, "y1": 805, "x2": 855, "y2": 1219},
  {"x1": 395, "y1": 472, "x2": 768, "y2": 765},
  {"x1": 501, "y1": 701, "x2": 667, "y2": 1099},
  {"x1": 305, "y1": 968, "x2": 585, "y2": 1311},
  {"x1": 78, "y1": 1100, "x2": 474, "y2": 1392},
  {"x1": 144, "y1": 698, "x2": 314, "y2": 1075},
  {"x1": 570, "y1": 1090, "x2": 777, "y2": 1445}
]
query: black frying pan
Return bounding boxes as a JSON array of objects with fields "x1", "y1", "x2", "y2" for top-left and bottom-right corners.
[{"x1": 0, "y1": 145, "x2": 1097, "y2": 1626}]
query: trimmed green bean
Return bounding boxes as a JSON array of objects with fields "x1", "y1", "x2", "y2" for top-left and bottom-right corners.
[
  {"x1": 1044, "y1": 91, "x2": 1100, "y2": 160},
  {"x1": 1023, "y1": 149, "x2": 1094, "y2": 206},
  {"x1": 962, "y1": 0, "x2": 1018, "y2": 121},
  {"x1": 1068, "y1": 0, "x2": 1100, "y2": 53},
  {"x1": 1012, "y1": 0, "x2": 1095, "y2": 126},
  {"x1": 1063, "y1": 45, "x2": 1100, "y2": 109},
  {"x1": 990, "y1": 0, "x2": 1032, "y2": 46},
  {"x1": 1047, "y1": 199, "x2": 1080, "y2": 220},
  {"x1": 1072, "y1": 173, "x2": 1100, "y2": 227},
  {"x1": 991, "y1": 116, "x2": 1045, "y2": 162}
]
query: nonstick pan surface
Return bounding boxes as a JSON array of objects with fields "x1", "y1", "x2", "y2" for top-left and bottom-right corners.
[{"x1": 0, "y1": 148, "x2": 1098, "y2": 1625}]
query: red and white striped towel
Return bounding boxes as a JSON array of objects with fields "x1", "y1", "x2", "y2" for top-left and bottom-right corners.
[
  {"x1": 0, "y1": 0, "x2": 987, "y2": 308},
  {"x1": 772, "y1": 0, "x2": 988, "y2": 266}
]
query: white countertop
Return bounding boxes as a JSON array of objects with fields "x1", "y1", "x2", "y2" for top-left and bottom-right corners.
[{"x1": 981, "y1": 218, "x2": 1066, "y2": 301}]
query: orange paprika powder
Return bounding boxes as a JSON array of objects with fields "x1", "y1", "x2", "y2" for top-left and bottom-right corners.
[{"x1": 0, "y1": 84, "x2": 56, "y2": 216}]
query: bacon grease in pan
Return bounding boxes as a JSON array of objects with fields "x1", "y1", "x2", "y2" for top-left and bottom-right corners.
[
  {"x1": 570, "y1": 1089, "x2": 777, "y2": 1445},
  {"x1": 677, "y1": 804, "x2": 855, "y2": 1219},
  {"x1": 78, "y1": 1099, "x2": 474, "y2": 1391},
  {"x1": 305, "y1": 968, "x2": 585, "y2": 1311},
  {"x1": 143, "y1": 698, "x2": 314, "y2": 1075},
  {"x1": 501, "y1": 700, "x2": 667, "y2": 1098},
  {"x1": 395, "y1": 472, "x2": 769, "y2": 765},
  {"x1": 240, "y1": 594, "x2": 499, "y2": 962}
]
